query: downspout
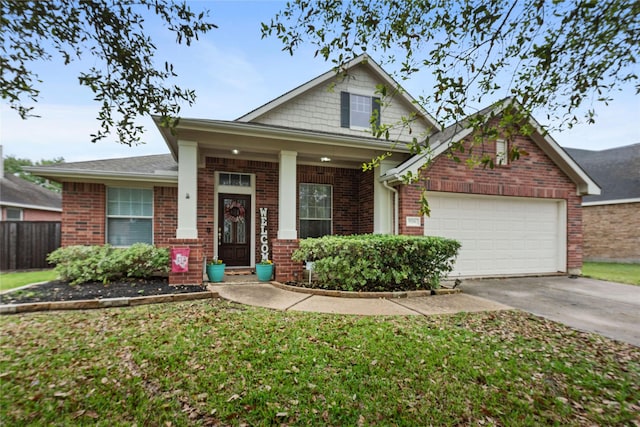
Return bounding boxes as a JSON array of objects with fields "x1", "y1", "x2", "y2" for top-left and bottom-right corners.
[{"x1": 382, "y1": 179, "x2": 399, "y2": 235}]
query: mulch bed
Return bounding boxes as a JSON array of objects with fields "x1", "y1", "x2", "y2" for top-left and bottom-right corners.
[{"x1": 0, "y1": 278, "x2": 207, "y2": 305}]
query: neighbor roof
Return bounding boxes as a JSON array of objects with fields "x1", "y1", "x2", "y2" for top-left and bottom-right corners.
[
  {"x1": 565, "y1": 143, "x2": 640, "y2": 203},
  {"x1": 25, "y1": 154, "x2": 178, "y2": 184},
  {"x1": 0, "y1": 174, "x2": 62, "y2": 212}
]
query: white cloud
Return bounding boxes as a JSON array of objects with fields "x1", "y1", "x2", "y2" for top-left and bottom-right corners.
[
  {"x1": 0, "y1": 105, "x2": 168, "y2": 162},
  {"x1": 552, "y1": 97, "x2": 640, "y2": 150}
]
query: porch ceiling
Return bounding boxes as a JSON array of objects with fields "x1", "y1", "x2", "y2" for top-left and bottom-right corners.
[{"x1": 156, "y1": 118, "x2": 412, "y2": 169}]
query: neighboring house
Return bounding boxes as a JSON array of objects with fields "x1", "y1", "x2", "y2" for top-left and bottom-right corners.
[
  {"x1": 0, "y1": 148, "x2": 62, "y2": 221},
  {"x1": 28, "y1": 54, "x2": 599, "y2": 285},
  {"x1": 566, "y1": 144, "x2": 640, "y2": 263}
]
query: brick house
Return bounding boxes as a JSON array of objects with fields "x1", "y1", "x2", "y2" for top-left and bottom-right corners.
[
  {"x1": 0, "y1": 146, "x2": 62, "y2": 221},
  {"x1": 29, "y1": 55, "x2": 599, "y2": 285},
  {"x1": 566, "y1": 144, "x2": 640, "y2": 263}
]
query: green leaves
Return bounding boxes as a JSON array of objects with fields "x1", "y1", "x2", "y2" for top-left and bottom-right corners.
[
  {"x1": 264, "y1": 0, "x2": 639, "y2": 133},
  {"x1": 292, "y1": 234, "x2": 461, "y2": 291},
  {"x1": 1, "y1": 0, "x2": 217, "y2": 146},
  {"x1": 47, "y1": 244, "x2": 169, "y2": 285}
]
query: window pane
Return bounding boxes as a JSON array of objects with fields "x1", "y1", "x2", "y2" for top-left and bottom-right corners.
[
  {"x1": 6, "y1": 208, "x2": 22, "y2": 220},
  {"x1": 107, "y1": 188, "x2": 153, "y2": 245},
  {"x1": 107, "y1": 218, "x2": 152, "y2": 246},
  {"x1": 219, "y1": 173, "x2": 251, "y2": 187},
  {"x1": 300, "y1": 220, "x2": 331, "y2": 238},
  {"x1": 350, "y1": 94, "x2": 372, "y2": 128},
  {"x1": 300, "y1": 184, "x2": 332, "y2": 238}
]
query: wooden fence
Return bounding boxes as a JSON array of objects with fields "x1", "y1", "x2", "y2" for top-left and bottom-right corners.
[{"x1": 0, "y1": 221, "x2": 61, "y2": 271}]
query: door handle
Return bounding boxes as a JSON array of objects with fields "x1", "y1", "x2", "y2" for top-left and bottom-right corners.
[{"x1": 218, "y1": 227, "x2": 222, "y2": 245}]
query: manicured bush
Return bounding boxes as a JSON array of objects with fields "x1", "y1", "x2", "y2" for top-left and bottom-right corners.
[
  {"x1": 292, "y1": 234, "x2": 461, "y2": 292},
  {"x1": 47, "y1": 244, "x2": 169, "y2": 285}
]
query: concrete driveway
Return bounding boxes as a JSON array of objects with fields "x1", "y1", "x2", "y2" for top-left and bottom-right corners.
[{"x1": 461, "y1": 276, "x2": 640, "y2": 347}]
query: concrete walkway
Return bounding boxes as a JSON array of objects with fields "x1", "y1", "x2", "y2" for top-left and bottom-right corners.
[
  {"x1": 462, "y1": 276, "x2": 640, "y2": 347},
  {"x1": 208, "y1": 281, "x2": 510, "y2": 316}
]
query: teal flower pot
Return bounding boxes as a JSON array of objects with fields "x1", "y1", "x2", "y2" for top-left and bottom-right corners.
[
  {"x1": 207, "y1": 263, "x2": 225, "y2": 282},
  {"x1": 255, "y1": 263, "x2": 274, "y2": 282}
]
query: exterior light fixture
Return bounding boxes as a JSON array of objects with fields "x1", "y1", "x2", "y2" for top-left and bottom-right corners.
[
  {"x1": 231, "y1": 149, "x2": 240, "y2": 155},
  {"x1": 320, "y1": 157, "x2": 331, "y2": 162}
]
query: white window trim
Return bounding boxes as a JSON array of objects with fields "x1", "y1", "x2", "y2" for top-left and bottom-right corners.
[
  {"x1": 349, "y1": 93, "x2": 374, "y2": 130},
  {"x1": 299, "y1": 183, "x2": 333, "y2": 238},
  {"x1": 6, "y1": 207, "x2": 23, "y2": 221},
  {"x1": 105, "y1": 187, "x2": 154, "y2": 246},
  {"x1": 496, "y1": 139, "x2": 508, "y2": 166}
]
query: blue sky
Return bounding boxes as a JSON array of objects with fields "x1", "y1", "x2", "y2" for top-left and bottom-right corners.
[{"x1": 1, "y1": 0, "x2": 639, "y2": 163}]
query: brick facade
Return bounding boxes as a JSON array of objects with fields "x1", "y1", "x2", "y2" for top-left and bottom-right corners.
[
  {"x1": 59, "y1": 134, "x2": 586, "y2": 283},
  {"x1": 272, "y1": 239, "x2": 303, "y2": 282},
  {"x1": 398, "y1": 133, "x2": 584, "y2": 272},
  {"x1": 1, "y1": 207, "x2": 61, "y2": 221},
  {"x1": 583, "y1": 202, "x2": 640, "y2": 263},
  {"x1": 61, "y1": 182, "x2": 106, "y2": 246},
  {"x1": 167, "y1": 238, "x2": 204, "y2": 285}
]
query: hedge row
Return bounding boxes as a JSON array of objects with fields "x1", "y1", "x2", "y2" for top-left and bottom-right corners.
[
  {"x1": 292, "y1": 234, "x2": 460, "y2": 292},
  {"x1": 47, "y1": 244, "x2": 169, "y2": 285}
]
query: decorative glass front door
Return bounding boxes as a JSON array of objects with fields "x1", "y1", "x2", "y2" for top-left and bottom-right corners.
[{"x1": 218, "y1": 194, "x2": 251, "y2": 266}]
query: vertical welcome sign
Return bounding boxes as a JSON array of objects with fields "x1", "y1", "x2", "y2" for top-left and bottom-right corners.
[{"x1": 260, "y1": 208, "x2": 269, "y2": 261}]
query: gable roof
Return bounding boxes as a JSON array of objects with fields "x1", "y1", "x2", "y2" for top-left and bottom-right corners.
[
  {"x1": 0, "y1": 174, "x2": 62, "y2": 212},
  {"x1": 381, "y1": 98, "x2": 601, "y2": 196},
  {"x1": 25, "y1": 154, "x2": 178, "y2": 184},
  {"x1": 565, "y1": 143, "x2": 640, "y2": 204},
  {"x1": 236, "y1": 53, "x2": 438, "y2": 129}
]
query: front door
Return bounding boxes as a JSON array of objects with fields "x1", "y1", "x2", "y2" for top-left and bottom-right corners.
[{"x1": 218, "y1": 194, "x2": 251, "y2": 266}]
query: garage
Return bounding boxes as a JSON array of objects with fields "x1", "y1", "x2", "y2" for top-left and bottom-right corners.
[{"x1": 423, "y1": 193, "x2": 567, "y2": 277}]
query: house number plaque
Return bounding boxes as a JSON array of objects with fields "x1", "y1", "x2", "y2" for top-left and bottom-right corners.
[{"x1": 260, "y1": 208, "x2": 269, "y2": 261}]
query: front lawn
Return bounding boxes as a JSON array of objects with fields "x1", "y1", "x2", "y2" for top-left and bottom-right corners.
[
  {"x1": 583, "y1": 262, "x2": 640, "y2": 285},
  {"x1": 1, "y1": 300, "x2": 638, "y2": 425},
  {"x1": 0, "y1": 270, "x2": 58, "y2": 292}
]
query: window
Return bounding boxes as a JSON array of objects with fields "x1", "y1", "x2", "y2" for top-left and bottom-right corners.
[
  {"x1": 340, "y1": 92, "x2": 381, "y2": 129},
  {"x1": 299, "y1": 184, "x2": 332, "y2": 238},
  {"x1": 6, "y1": 208, "x2": 22, "y2": 220},
  {"x1": 496, "y1": 139, "x2": 508, "y2": 166},
  {"x1": 107, "y1": 188, "x2": 153, "y2": 246},
  {"x1": 219, "y1": 173, "x2": 251, "y2": 187}
]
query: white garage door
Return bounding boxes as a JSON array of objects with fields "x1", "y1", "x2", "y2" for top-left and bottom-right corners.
[{"x1": 424, "y1": 193, "x2": 566, "y2": 277}]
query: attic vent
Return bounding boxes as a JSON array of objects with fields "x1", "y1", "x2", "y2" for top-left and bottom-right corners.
[{"x1": 219, "y1": 173, "x2": 251, "y2": 187}]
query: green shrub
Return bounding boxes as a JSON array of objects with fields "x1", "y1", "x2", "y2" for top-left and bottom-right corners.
[
  {"x1": 47, "y1": 244, "x2": 170, "y2": 285},
  {"x1": 292, "y1": 234, "x2": 460, "y2": 292}
]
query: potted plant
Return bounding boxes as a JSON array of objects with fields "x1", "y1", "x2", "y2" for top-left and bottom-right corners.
[
  {"x1": 255, "y1": 259, "x2": 274, "y2": 282},
  {"x1": 206, "y1": 257, "x2": 225, "y2": 282}
]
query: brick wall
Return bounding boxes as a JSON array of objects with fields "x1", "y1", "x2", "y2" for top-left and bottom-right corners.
[
  {"x1": 272, "y1": 239, "x2": 303, "y2": 282},
  {"x1": 398, "y1": 133, "x2": 584, "y2": 271},
  {"x1": 61, "y1": 182, "x2": 105, "y2": 246},
  {"x1": 168, "y1": 238, "x2": 204, "y2": 285},
  {"x1": 358, "y1": 169, "x2": 374, "y2": 233},
  {"x1": 583, "y1": 202, "x2": 640, "y2": 262},
  {"x1": 298, "y1": 164, "x2": 364, "y2": 236},
  {"x1": 154, "y1": 186, "x2": 178, "y2": 246},
  {"x1": 21, "y1": 209, "x2": 61, "y2": 221}
]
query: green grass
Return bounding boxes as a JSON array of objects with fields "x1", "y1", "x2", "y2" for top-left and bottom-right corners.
[
  {"x1": 583, "y1": 262, "x2": 640, "y2": 285},
  {"x1": 0, "y1": 270, "x2": 58, "y2": 292},
  {"x1": 1, "y1": 300, "x2": 638, "y2": 425}
]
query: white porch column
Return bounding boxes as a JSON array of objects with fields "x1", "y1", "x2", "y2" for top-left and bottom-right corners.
[
  {"x1": 278, "y1": 150, "x2": 298, "y2": 239},
  {"x1": 373, "y1": 159, "x2": 397, "y2": 234},
  {"x1": 176, "y1": 140, "x2": 199, "y2": 239}
]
